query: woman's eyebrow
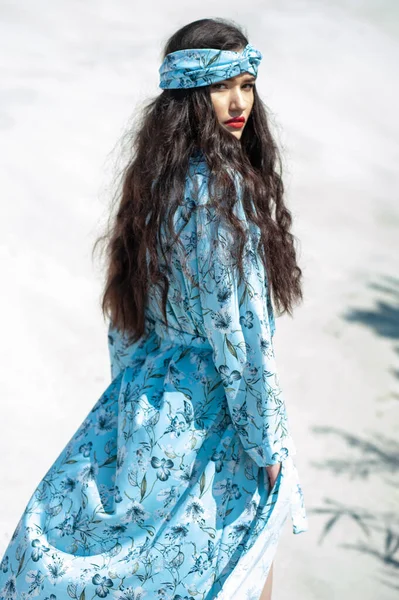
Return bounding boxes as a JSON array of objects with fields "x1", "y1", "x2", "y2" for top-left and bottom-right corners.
[{"x1": 225, "y1": 74, "x2": 257, "y2": 84}]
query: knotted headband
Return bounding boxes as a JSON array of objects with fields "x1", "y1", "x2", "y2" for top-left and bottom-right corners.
[{"x1": 159, "y1": 43, "x2": 263, "y2": 89}]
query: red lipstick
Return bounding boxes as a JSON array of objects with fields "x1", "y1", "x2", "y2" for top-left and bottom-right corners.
[{"x1": 224, "y1": 116, "x2": 245, "y2": 129}]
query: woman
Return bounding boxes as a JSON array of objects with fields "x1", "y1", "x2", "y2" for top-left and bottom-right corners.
[{"x1": 0, "y1": 18, "x2": 308, "y2": 600}]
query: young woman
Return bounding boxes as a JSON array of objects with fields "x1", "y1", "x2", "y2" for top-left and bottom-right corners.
[{"x1": 0, "y1": 18, "x2": 308, "y2": 600}]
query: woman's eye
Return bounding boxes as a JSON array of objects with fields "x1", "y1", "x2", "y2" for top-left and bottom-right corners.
[{"x1": 211, "y1": 82, "x2": 254, "y2": 90}]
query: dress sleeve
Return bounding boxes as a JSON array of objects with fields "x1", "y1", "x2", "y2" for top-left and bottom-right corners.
[{"x1": 194, "y1": 171, "x2": 297, "y2": 467}]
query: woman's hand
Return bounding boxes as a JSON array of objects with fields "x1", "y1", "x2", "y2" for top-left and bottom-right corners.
[{"x1": 265, "y1": 462, "x2": 282, "y2": 490}]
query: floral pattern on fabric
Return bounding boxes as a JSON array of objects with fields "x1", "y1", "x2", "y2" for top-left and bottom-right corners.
[
  {"x1": 0, "y1": 151, "x2": 307, "y2": 600},
  {"x1": 159, "y1": 43, "x2": 262, "y2": 89}
]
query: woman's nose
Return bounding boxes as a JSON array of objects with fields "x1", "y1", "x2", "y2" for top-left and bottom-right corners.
[{"x1": 229, "y1": 92, "x2": 246, "y2": 110}]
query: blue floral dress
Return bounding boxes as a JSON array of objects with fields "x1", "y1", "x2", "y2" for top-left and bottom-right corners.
[{"x1": 0, "y1": 150, "x2": 308, "y2": 600}]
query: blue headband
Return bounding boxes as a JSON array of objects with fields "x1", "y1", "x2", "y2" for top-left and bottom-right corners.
[{"x1": 159, "y1": 43, "x2": 262, "y2": 89}]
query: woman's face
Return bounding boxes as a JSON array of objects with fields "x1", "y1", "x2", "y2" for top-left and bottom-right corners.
[{"x1": 209, "y1": 72, "x2": 256, "y2": 140}]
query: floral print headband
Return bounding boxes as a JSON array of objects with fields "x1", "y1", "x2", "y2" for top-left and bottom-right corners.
[{"x1": 159, "y1": 43, "x2": 263, "y2": 89}]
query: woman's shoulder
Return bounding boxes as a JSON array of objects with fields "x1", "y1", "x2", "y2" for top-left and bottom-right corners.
[{"x1": 188, "y1": 150, "x2": 243, "y2": 185}]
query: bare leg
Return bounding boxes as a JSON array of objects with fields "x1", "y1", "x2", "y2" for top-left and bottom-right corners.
[{"x1": 258, "y1": 561, "x2": 274, "y2": 600}]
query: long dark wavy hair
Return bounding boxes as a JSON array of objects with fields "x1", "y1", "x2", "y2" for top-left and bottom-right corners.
[{"x1": 93, "y1": 17, "x2": 303, "y2": 344}]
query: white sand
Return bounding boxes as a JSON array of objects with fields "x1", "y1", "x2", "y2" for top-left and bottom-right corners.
[{"x1": 0, "y1": 1, "x2": 398, "y2": 598}]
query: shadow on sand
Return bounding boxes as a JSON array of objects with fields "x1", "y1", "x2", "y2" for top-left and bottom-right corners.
[{"x1": 308, "y1": 427, "x2": 399, "y2": 592}]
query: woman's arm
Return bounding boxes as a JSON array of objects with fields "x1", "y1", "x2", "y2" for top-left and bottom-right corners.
[{"x1": 192, "y1": 170, "x2": 297, "y2": 468}]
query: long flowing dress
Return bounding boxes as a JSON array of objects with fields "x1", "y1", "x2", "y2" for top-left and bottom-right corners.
[{"x1": 0, "y1": 150, "x2": 308, "y2": 600}]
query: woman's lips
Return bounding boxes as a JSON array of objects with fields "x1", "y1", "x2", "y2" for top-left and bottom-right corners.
[
  {"x1": 225, "y1": 121, "x2": 244, "y2": 128},
  {"x1": 224, "y1": 117, "x2": 245, "y2": 129}
]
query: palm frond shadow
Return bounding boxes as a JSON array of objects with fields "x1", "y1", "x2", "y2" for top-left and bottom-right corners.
[
  {"x1": 343, "y1": 275, "x2": 399, "y2": 342},
  {"x1": 308, "y1": 426, "x2": 399, "y2": 589},
  {"x1": 375, "y1": 571, "x2": 399, "y2": 592},
  {"x1": 310, "y1": 426, "x2": 399, "y2": 481},
  {"x1": 342, "y1": 275, "x2": 399, "y2": 408},
  {"x1": 308, "y1": 499, "x2": 399, "y2": 589}
]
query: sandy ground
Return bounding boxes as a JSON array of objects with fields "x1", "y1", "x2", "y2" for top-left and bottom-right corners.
[{"x1": 0, "y1": 1, "x2": 398, "y2": 598}]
